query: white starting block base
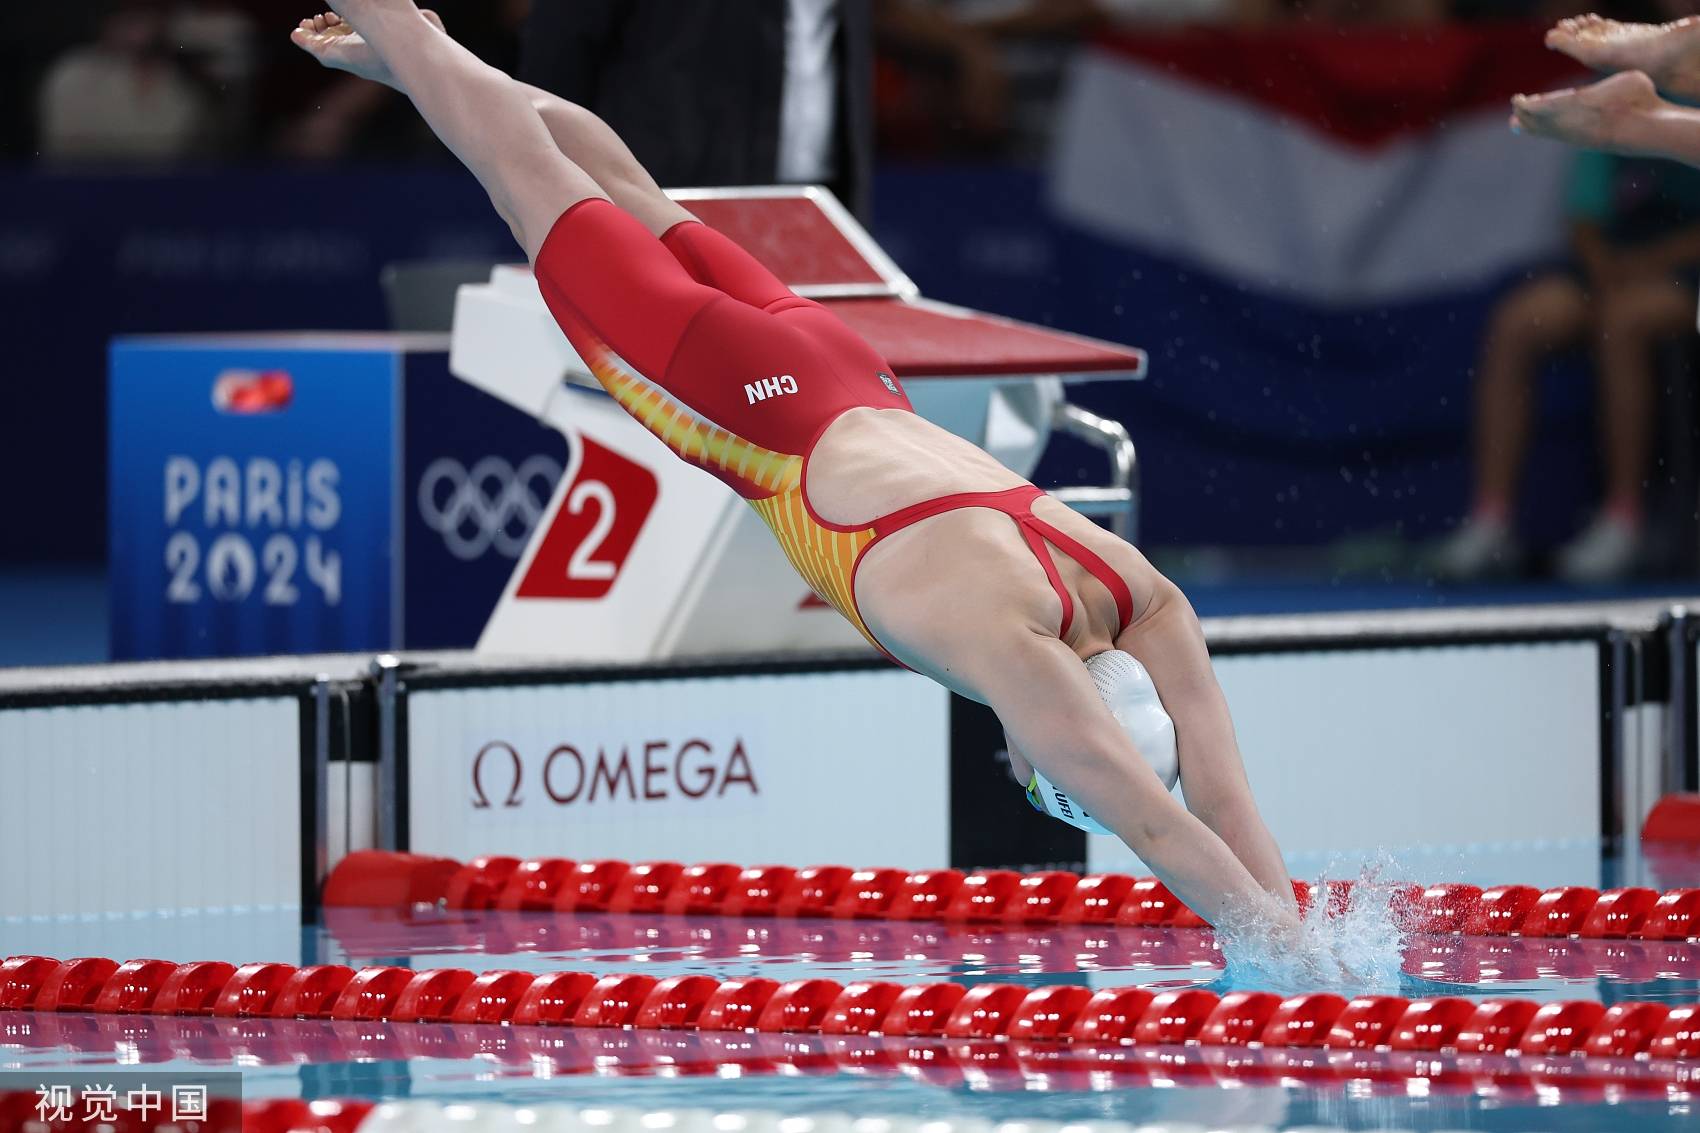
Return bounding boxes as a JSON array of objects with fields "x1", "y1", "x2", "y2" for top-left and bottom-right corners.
[{"x1": 476, "y1": 388, "x2": 870, "y2": 658}]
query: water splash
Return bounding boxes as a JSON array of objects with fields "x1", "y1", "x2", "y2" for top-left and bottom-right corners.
[{"x1": 1214, "y1": 857, "x2": 1409, "y2": 995}]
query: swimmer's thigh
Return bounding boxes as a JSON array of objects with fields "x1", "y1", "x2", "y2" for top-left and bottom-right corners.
[
  {"x1": 660, "y1": 220, "x2": 798, "y2": 311},
  {"x1": 534, "y1": 198, "x2": 726, "y2": 378}
]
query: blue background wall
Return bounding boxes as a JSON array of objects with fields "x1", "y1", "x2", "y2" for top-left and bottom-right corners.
[{"x1": 0, "y1": 163, "x2": 1597, "y2": 566}]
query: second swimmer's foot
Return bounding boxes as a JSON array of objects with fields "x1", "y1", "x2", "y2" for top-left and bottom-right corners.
[
  {"x1": 1548, "y1": 14, "x2": 1700, "y2": 100},
  {"x1": 1511, "y1": 70, "x2": 1664, "y2": 154}
]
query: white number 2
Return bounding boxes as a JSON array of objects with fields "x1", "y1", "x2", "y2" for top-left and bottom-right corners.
[
  {"x1": 165, "y1": 532, "x2": 201, "y2": 603},
  {"x1": 565, "y1": 480, "x2": 618, "y2": 581}
]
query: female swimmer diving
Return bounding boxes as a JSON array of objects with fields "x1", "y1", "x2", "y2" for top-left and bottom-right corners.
[{"x1": 293, "y1": 1, "x2": 1300, "y2": 937}]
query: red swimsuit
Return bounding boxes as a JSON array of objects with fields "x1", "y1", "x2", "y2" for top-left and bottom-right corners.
[{"x1": 534, "y1": 198, "x2": 1134, "y2": 660}]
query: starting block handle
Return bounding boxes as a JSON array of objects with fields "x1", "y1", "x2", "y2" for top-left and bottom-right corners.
[{"x1": 1049, "y1": 402, "x2": 1139, "y2": 543}]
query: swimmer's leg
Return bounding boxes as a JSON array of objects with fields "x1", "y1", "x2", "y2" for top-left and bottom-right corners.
[
  {"x1": 319, "y1": 0, "x2": 602, "y2": 258},
  {"x1": 291, "y1": 10, "x2": 685, "y2": 235},
  {"x1": 522, "y1": 93, "x2": 811, "y2": 317},
  {"x1": 308, "y1": 0, "x2": 748, "y2": 392},
  {"x1": 518, "y1": 88, "x2": 697, "y2": 238},
  {"x1": 518, "y1": 93, "x2": 830, "y2": 324},
  {"x1": 293, "y1": 8, "x2": 757, "y2": 287}
]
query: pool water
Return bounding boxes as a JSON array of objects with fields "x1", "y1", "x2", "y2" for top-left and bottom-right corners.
[{"x1": 4, "y1": 845, "x2": 1698, "y2": 1132}]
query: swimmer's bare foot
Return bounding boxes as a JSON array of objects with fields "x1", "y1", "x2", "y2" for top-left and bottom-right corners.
[
  {"x1": 1547, "y1": 14, "x2": 1700, "y2": 102},
  {"x1": 1511, "y1": 70, "x2": 1667, "y2": 156},
  {"x1": 290, "y1": 9, "x2": 443, "y2": 87}
]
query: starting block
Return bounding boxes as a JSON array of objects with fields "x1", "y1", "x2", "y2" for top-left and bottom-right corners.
[{"x1": 449, "y1": 186, "x2": 1147, "y2": 660}]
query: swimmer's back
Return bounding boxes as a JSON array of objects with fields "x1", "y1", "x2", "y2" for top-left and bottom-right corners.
[
  {"x1": 802, "y1": 407, "x2": 1027, "y2": 526},
  {"x1": 532, "y1": 197, "x2": 1150, "y2": 663}
]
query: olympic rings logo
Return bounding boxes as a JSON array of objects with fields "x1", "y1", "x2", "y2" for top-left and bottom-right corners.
[{"x1": 417, "y1": 455, "x2": 563, "y2": 561}]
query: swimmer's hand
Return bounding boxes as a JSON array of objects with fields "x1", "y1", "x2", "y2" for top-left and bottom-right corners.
[
  {"x1": 1216, "y1": 894, "x2": 1365, "y2": 993},
  {"x1": 291, "y1": 9, "x2": 444, "y2": 86}
]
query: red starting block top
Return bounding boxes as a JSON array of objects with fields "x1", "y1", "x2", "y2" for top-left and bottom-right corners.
[
  {"x1": 671, "y1": 187, "x2": 1147, "y2": 382},
  {"x1": 682, "y1": 192, "x2": 895, "y2": 294},
  {"x1": 828, "y1": 298, "x2": 1143, "y2": 379}
]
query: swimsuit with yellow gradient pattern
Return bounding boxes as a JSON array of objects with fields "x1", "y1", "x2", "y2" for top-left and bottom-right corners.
[{"x1": 534, "y1": 199, "x2": 1134, "y2": 663}]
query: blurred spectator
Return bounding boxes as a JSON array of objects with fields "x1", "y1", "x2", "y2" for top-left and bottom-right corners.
[
  {"x1": 175, "y1": 2, "x2": 258, "y2": 87},
  {"x1": 878, "y1": 2, "x2": 1073, "y2": 161},
  {"x1": 1436, "y1": 151, "x2": 1700, "y2": 583},
  {"x1": 885, "y1": 0, "x2": 1454, "y2": 162},
  {"x1": 174, "y1": 1, "x2": 261, "y2": 148},
  {"x1": 273, "y1": 71, "x2": 395, "y2": 160},
  {"x1": 38, "y1": 1, "x2": 214, "y2": 162},
  {"x1": 877, "y1": 1, "x2": 1283, "y2": 161},
  {"x1": 953, "y1": 0, "x2": 1449, "y2": 40},
  {"x1": 520, "y1": 0, "x2": 877, "y2": 217},
  {"x1": 962, "y1": 0, "x2": 1278, "y2": 39},
  {"x1": 1293, "y1": 0, "x2": 1446, "y2": 19},
  {"x1": 873, "y1": 3, "x2": 1049, "y2": 168}
]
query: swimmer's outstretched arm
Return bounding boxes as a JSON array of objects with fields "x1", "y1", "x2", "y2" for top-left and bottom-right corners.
[
  {"x1": 293, "y1": 10, "x2": 690, "y2": 237},
  {"x1": 1109, "y1": 578, "x2": 1293, "y2": 905},
  {"x1": 1005, "y1": 572, "x2": 1292, "y2": 907},
  {"x1": 958, "y1": 622, "x2": 1296, "y2": 933},
  {"x1": 309, "y1": 0, "x2": 602, "y2": 258}
]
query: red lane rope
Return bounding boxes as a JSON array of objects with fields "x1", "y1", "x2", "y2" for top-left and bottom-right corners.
[
  {"x1": 324, "y1": 851, "x2": 1700, "y2": 940},
  {"x1": 3, "y1": 953, "x2": 1697, "y2": 1071},
  {"x1": 4, "y1": 1017, "x2": 1696, "y2": 1100}
]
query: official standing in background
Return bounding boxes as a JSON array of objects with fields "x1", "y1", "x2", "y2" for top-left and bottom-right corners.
[{"x1": 519, "y1": 0, "x2": 875, "y2": 218}]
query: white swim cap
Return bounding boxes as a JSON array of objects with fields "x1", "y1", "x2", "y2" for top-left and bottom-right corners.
[
  {"x1": 1088, "y1": 649, "x2": 1180, "y2": 790},
  {"x1": 1024, "y1": 650, "x2": 1179, "y2": 835}
]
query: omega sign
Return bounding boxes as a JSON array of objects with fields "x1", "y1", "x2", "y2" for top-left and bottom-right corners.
[{"x1": 471, "y1": 738, "x2": 759, "y2": 809}]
